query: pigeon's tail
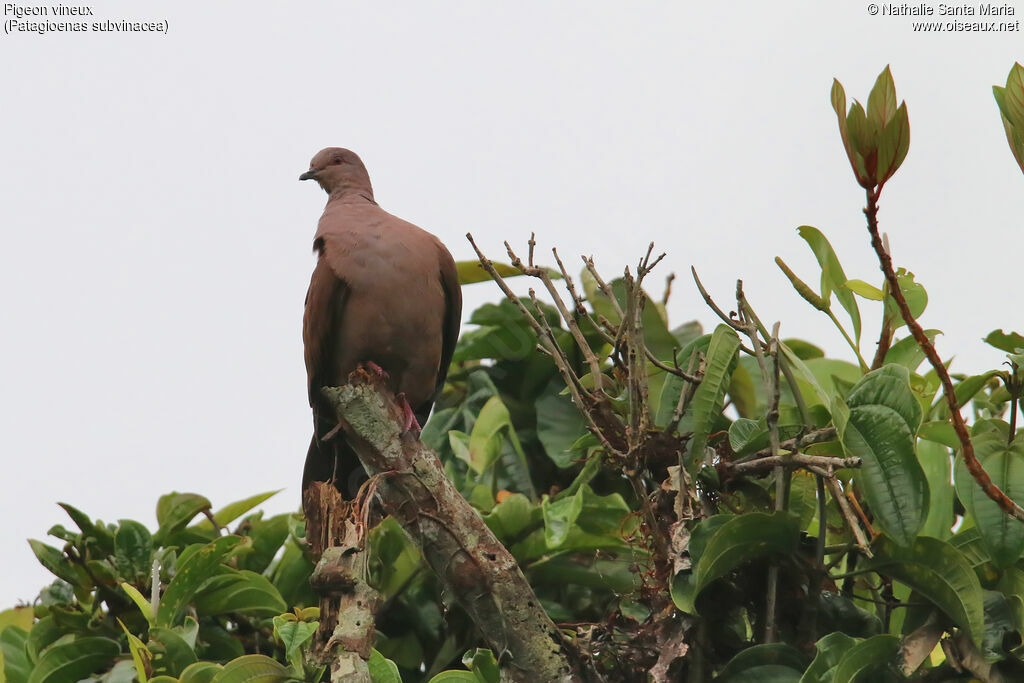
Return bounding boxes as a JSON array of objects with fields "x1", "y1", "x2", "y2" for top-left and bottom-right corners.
[
  {"x1": 414, "y1": 400, "x2": 434, "y2": 432},
  {"x1": 302, "y1": 433, "x2": 368, "y2": 500}
]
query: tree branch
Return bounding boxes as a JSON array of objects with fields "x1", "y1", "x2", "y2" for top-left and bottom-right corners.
[
  {"x1": 864, "y1": 189, "x2": 1024, "y2": 521},
  {"x1": 322, "y1": 368, "x2": 593, "y2": 682}
]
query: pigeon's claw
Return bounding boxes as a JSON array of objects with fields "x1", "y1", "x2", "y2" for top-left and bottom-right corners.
[{"x1": 396, "y1": 393, "x2": 422, "y2": 437}]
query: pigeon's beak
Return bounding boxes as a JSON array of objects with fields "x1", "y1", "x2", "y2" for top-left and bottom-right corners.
[{"x1": 299, "y1": 169, "x2": 319, "y2": 181}]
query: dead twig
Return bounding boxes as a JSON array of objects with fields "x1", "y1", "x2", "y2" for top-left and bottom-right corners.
[{"x1": 727, "y1": 453, "x2": 860, "y2": 476}]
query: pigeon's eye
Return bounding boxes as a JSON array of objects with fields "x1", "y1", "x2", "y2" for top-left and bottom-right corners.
[{"x1": 333, "y1": 156, "x2": 343, "y2": 164}]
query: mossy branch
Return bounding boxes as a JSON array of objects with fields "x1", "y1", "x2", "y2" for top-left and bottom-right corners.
[{"x1": 322, "y1": 368, "x2": 594, "y2": 682}]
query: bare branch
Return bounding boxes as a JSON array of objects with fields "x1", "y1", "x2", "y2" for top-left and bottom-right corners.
[{"x1": 727, "y1": 453, "x2": 861, "y2": 476}]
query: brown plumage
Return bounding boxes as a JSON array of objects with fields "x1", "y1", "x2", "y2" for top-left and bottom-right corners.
[{"x1": 300, "y1": 147, "x2": 462, "y2": 496}]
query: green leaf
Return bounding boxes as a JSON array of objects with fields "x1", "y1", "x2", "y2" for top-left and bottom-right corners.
[
  {"x1": 148, "y1": 626, "x2": 197, "y2": 677},
  {"x1": 995, "y1": 63, "x2": 1024, "y2": 127},
  {"x1": 237, "y1": 514, "x2": 290, "y2": 575},
  {"x1": 961, "y1": 431, "x2": 1024, "y2": 567},
  {"x1": 120, "y1": 582, "x2": 155, "y2": 625},
  {"x1": 655, "y1": 333, "x2": 711, "y2": 427},
  {"x1": 779, "y1": 343, "x2": 832, "y2": 408},
  {"x1": 783, "y1": 338, "x2": 825, "y2": 360},
  {"x1": 877, "y1": 102, "x2": 910, "y2": 184},
  {"x1": 883, "y1": 270, "x2": 927, "y2": 329},
  {"x1": 268, "y1": 539, "x2": 315, "y2": 609},
  {"x1": 980, "y1": 590, "x2": 1021, "y2": 660},
  {"x1": 462, "y1": 648, "x2": 500, "y2": 683},
  {"x1": 789, "y1": 470, "x2": 819, "y2": 531},
  {"x1": 483, "y1": 493, "x2": 536, "y2": 541},
  {"x1": 25, "y1": 616, "x2": 62, "y2": 664},
  {"x1": 918, "y1": 440, "x2": 954, "y2": 540},
  {"x1": 158, "y1": 535, "x2": 247, "y2": 627},
  {"x1": 726, "y1": 417, "x2": 802, "y2": 457},
  {"x1": 368, "y1": 648, "x2": 402, "y2": 682},
  {"x1": 469, "y1": 396, "x2": 509, "y2": 473},
  {"x1": 836, "y1": 365, "x2": 927, "y2": 547},
  {"x1": 831, "y1": 634, "x2": 900, "y2": 683},
  {"x1": 114, "y1": 519, "x2": 153, "y2": 581},
  {"x1": 807, "y1": 359, "x2": 863, "y2": 400},
  {"x1": 796, "y1": 226, "x2": 861, "y2": 343},
  {"x1": 27, "y1": 637, "x2": 120, "y2": 683},
  {"x1": 984, "y1": 329, "x2": 1024, "y2": 354},
  {"x1": 800, "y1": 631, "x2": 857, "y2": 683},
  {"x1": 209, "y1": 655, "x2": 289, "y2": 682},
  {"x1": 717, "y1": 644, "x2": 805, "y2": 682},
  {"x1": 685, "y1": 325, "x2": 740, "y2": 467},
  {"x1": 692, "y1": 512, "x2": 800, "y2": 604},
  {"x1": 669, "y1": 569, "x2": 697, "y2": 614},
  {"x1": 0, "y1": 608, "x2": 33, "y2": 638},
  {"x1": 155, "y1": 493, "x2": 212, "y2": 543},
  {"x1": 456, "y1": 260, "x2": 524, "y2": 285},
  {"x1": 532, "y1": 555, "x2": 638, "y2": 594},
  {"x1": 728, "y1": 418, "x2": 763, "y2": 454},
  {"x1": 542, "y1": 488, "x2": 584, "y2": 548},
  {"x1": 118, "y1": 620, "x2": 153, "y2": 683},
  {"x1": 867, "y1": 66, "x2": 898, "y2": 128},
  {"x1": 26, "y1": 541, "x2": 83, "y2": 588},
  {"x1": 951, "y1": 371, "x2": 1001, "y2": 409},
  {"x1": 535, "y1": 382, "x2": 588, "y2": 468},
  {"x1": 193, "y1": 569, "x2": 287, "y2": 618},
  {"x1": 844, "y1": 279, "x2": 883, "y2": 301},
  {"x1": 918, "y1": 420, "x2": 959, "y2": 449},
  {"x1": 510, "y1": 488, "x2": 631, "y2": 559},
  {"x1": 847, "y1": 100, "x2": 872, "y2": 159},
  {"x1": 867, "y1": 535, "x2": 985, "y2": 642},
  {"x1": 452, "y1": 320, "x2": 539, "y2": 364},
  {"x1": 1, "y1": 626, "x2": 31, "y2": 683},
  {"x1": 272, "y1": 616, "x2": 317, "y2": 669},
  {"x1": 428, "y1": 673, "x2": 478, "y2": 683},
  {"x1": 57, "y1": 502, "x2": 113, "y2": 553},
  {"x1": 884, "y1": 331, "x2": 939, "y2": 372},
  {"x1": 832, "y1": 79, "x2": 862, "y2": 180},
  {"x1": 195, "y1": 490, "x2": 281, "y2": 531},
  {"x1": 179, "y1": 661, "x2": 223, "y2": 683}
]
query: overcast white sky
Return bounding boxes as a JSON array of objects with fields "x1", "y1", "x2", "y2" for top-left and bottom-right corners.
[{"x1": 1, "y1": 2, "x2": 1021, "y2": 606}]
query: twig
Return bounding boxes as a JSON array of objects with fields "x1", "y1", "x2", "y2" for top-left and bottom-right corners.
[
  {"x1": 822, "y1": 473, "x2": 872, "y2": 557},
  {"x1": 582, "y1": 256, "x2": 625, "y2": 320},
  {"x1": 690, "y1": 267, "x2": 756, "y2": 355},
  {"x1": 201, "y1": 509, "x2": 223, "y2": 536},
  {"x1": 663, "y1": 273, "x2": 676, "y2": 306},
  {"x1": 863, "y1": 189, "x2": 1024, "y2": 521},
  {"x1": 581, "y1": 254, "x2": 700, "y2": 378},
  {"x1": 747, "y1": 427, "x2": 839, "y2": 459},
  {"x1": 690, "y1": 268, "x2": 744, "y2": 333},
  {"x1": 506, "y1": 241, "x2": 603, "y2": 384},
  {"x1": 467, "y1": 233, "x2": 623, "y2": 458},
  {"x1": 727, "y1": 453, "x2": 860, "y2": 476}
]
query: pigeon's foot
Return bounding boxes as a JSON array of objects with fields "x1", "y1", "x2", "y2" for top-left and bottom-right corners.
[
  {"x1": 396, "y1": 393, "x2": 422, "y2": 437},
  {"x1": 322, "y1": 422, "x2": 344, "y2": 441},
  {"x1": 365, "y1": 361, "x2": 389, "y2": 378}
]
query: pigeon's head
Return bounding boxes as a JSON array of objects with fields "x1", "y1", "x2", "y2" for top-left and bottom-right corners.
[{"x1": 300, "y1": 147, "x2": 373, "y2": 197}]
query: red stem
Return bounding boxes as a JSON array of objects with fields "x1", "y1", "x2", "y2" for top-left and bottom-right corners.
[{"x1": 864, "y1": 188, "x2": 1024, "y2": 522}]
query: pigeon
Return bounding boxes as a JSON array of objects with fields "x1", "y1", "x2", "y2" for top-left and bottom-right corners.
[{"x1": 300, "y1": 147, "x2": 461, "y2": 496}]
